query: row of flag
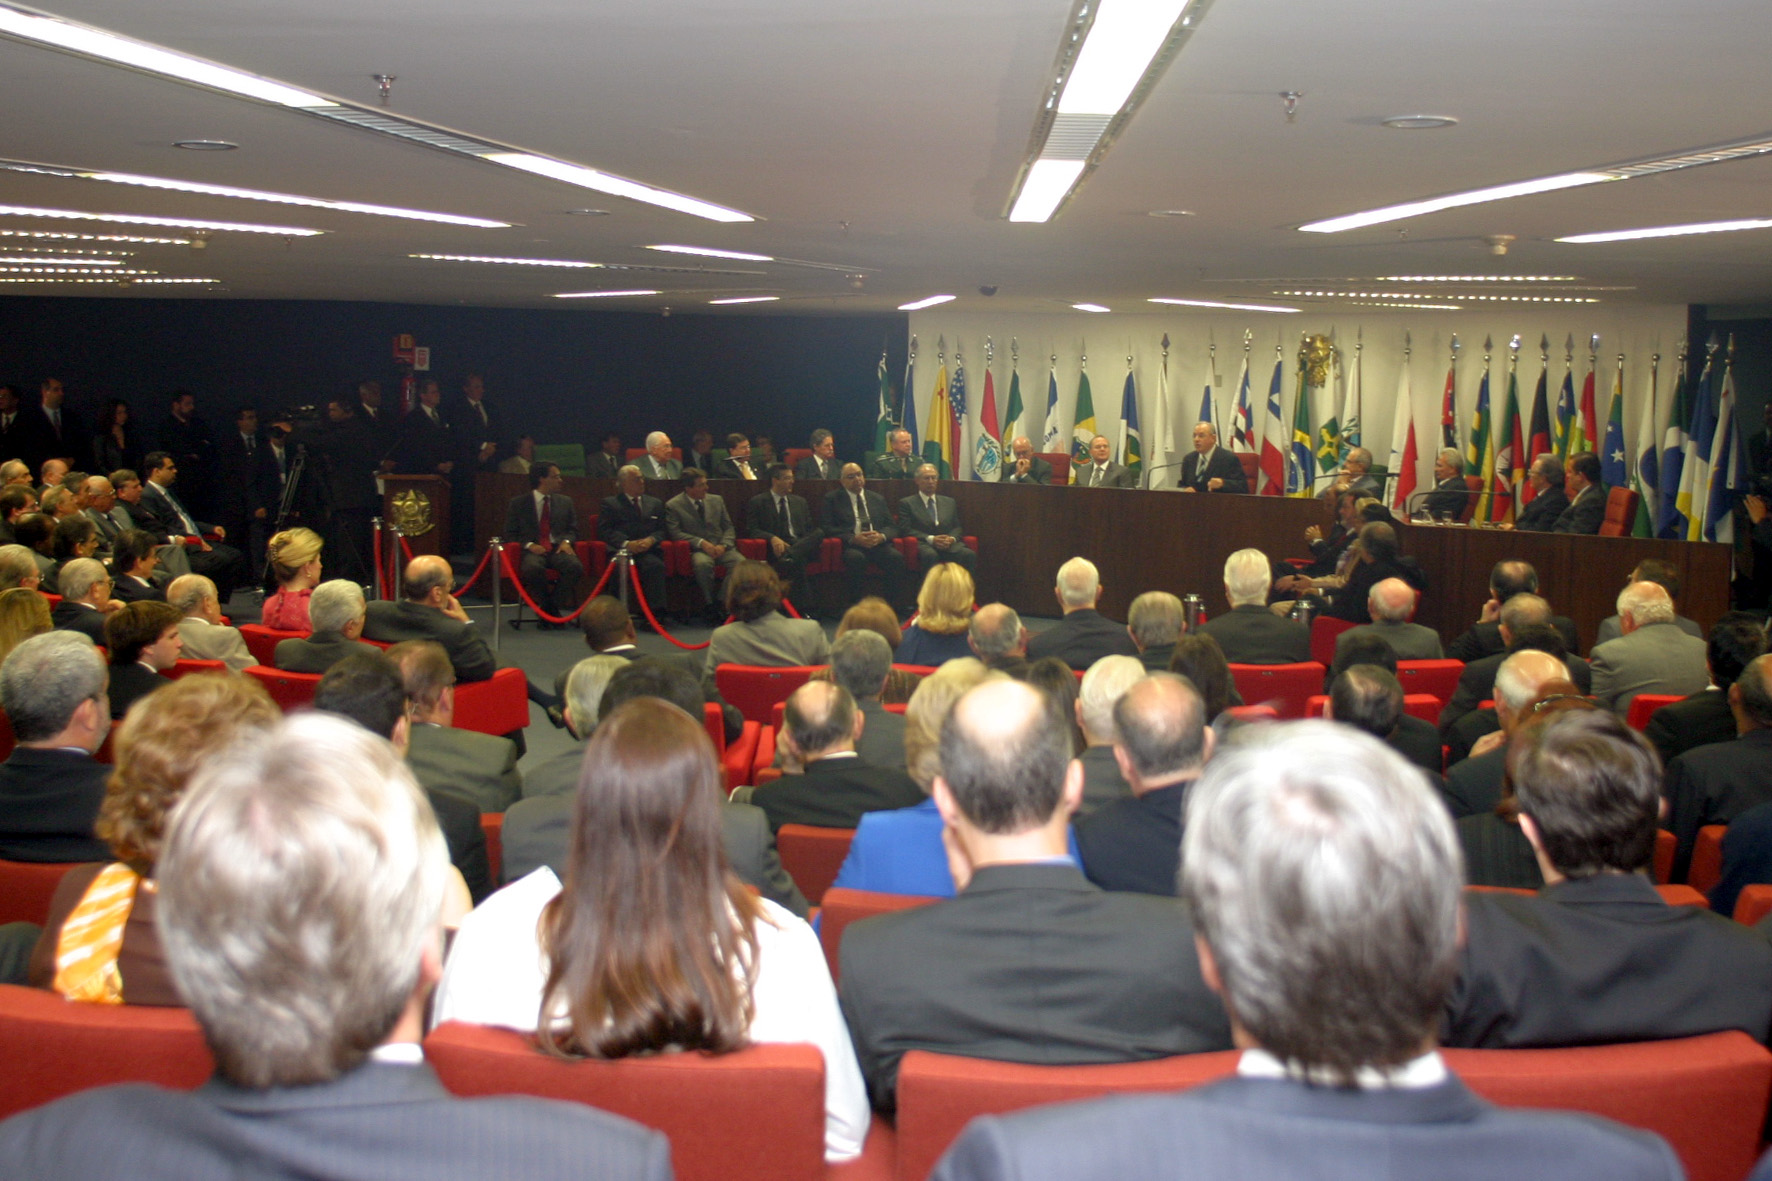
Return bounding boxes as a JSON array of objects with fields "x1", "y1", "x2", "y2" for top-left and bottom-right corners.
[{"x1": 872, "y1": 335, "x2": 1751, "y2": 541}]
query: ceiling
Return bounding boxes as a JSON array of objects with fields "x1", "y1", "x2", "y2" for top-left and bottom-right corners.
[{"x1": 2, "y1": 0, "x2": 1770, "y2": 315}]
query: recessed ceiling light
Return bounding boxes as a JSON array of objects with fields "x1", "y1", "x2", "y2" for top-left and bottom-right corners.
[
  {"x1": 0, "y1": 228, "x2": 186, "y2": 244},
  {"x1": 553, "y1": 289, "x2": 660, "y2": 299},
  {"x1": 646, "y1": 244, "x2": 774, "y2": 262},
  {"x1": 486, "y1": 153, "x2": 753, "y2": 223},
  {"x1": 1381, "y1": 115, "x2": 1458, "y2": 130},
  {"x1": 0, "y1": 204, "x2": 320, "y2": 235},
  {"x1": 1377, "y1": 274, "x2": 1578, "y2": 282},
  {"x1": 410, "y1": 253, "x2": 602, "y2": 268},
  {"x1": 898, "y1": 294, "x2": 957, "y2": 311},
  {"x1": 1072, "y1": 303, "x2": 1111, "y2": 313},
  {"x1": 1556, "y1": 218, "x2": 1772, "y2": 244},
  {"x1": 1148, "y1": 209, "x2": 1195, "y2": 218},
  {"x1": 172, "y1": 140, "x2": 237, "y2": 151},
  {"x1": 1149, "y1": 297, "x2": 1299, "y2": 313},
  {"x1": 709, "y1": 296, "x2": 780, "y2": 305},
  {"x1": 130, "y1": 276, "x2": 219, "y2": 283}
]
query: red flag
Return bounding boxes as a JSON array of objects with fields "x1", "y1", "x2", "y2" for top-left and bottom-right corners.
[
  {"x1": 1397, "y1": 418, "x2": 1418, "y2": 511},
  {"x1": 1578, "y1": 367, "x2": 1599, "y2": 455},
  {"x1": 1440, "y1": 367, "x2": 1457, "y2": 451},
  {"x1": 979, "y1": 369, "x2": 999, "y2": 443},
  {"x1": 1522, "y1": 368, "x2": 1552, "y2": 505}
]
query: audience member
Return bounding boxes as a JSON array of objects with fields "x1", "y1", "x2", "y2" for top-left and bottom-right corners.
[
  {"x1": 386, "y1": 640, "x2": 522, "y2": 814},
  {"x1": 363, "y1": 555, "x2": 496, "y2": 682},
  {"x1": 1446, "y1": 710, "x2": 1772, "y2": 1048},
  {"x1": 796, "y1": 428, "x2": 843, "y2": 481},
  {"x1": 871, "y1": 427, "x2": 920, "y2": 479},
  {"x1": 1457, "y1": 690, "x2": 1596, "y2": 891},
  {"x1": 828, "y1": 629, "x2": 906, "y2": 769},
  {"x1": 703, "y1": 560, "x2": 830, "y2": 689},
  {"x1": 102, "y1": 600, "x2": 182, "y2": 719},
  {"x1": 742, "y1": 681, "x2": 921, "y2": 831},
  {"x1": 1335, "y1": 576, "x2": 1443, "y2": 660},
  {"x1": 1439, "y1": 593, "x2": 1591, "y2": 733},
  {"x1": 15, "y1": 512, "x2": 57, "y2": 585},
  {"x1": 1074, "y1": 655, "x2": 1145, "y2": 816},
  {"x1": 1664, "y1": 653, "x2": 1772, "y2": 883},
  {"x1": 715, "y1": 432, "x2": 758, "y2": 480},
  {"x1": 841, "y1": 679, "x2": 1231, "y2": 1114},
  {"x1": 1076, "y1": 673, "x2": 1212, "y2": 896},
  {"x1": 514, "y1": 655, "x2": 628, "y2": 800},
  {"x1": 968, "y1": 602, "x2": 1029, "y2": 674},
  {"x1": 261, "y1": 526, "x2": 324, "y2": 631},
  {"x1": 166, "y1": 573, "x2": 253, "y2": 671},
  {"x1": 930, "y1": 719, "x2": 1677, "y2": 1181},
  {"x1": 1590, "y1": 581, "x2": 1709, "y2": 716},
  {"x1": 274, "y1": 578, "x2": 375, "y2": 672},
  {"x1": 1126, "y1": 591, "x2": 1184, "y2": 672},
  {"x1": 1026, "y1": 557, "x2": 1138, "y2": 669},
  {"x1": 1166, "y1": 633, "x2": 1244, "y2": 725},
  {"x1": 0, "y1": 585, "x2": 50, "y2": 664},
  {"x1": 584, "y1": 430, "x2": 623, "y2": 479},
  {"x1": 808, "y1": 597, "x2": 920, "y2": 705},
  {"x1": 1018, "y1": 655, "x2": 1087, "y2": 753},
  {"x1": 28, "y1": 674, "x2": 279, "y2": 1005},
  {"x1": 0, "y1": 631, "x2": 111, "y2": 863},
  {"x1": 638, "y1": 429, "x2": 681, "y2": 480},
  {"x1": 434, "y1": 697, "x2": 866, "y2": 1161},
  {"x1": 1197, "y1": 548, "x2": 1310, "y2": 664},
  {"x1": 0, "y1": 542, "x2": 39, "y2": 591},
  {"x1": 1321, "y1": 521, "x2": 1428, "y2": 624},
  {"x1": 745, "y1": 463, "x2": 821, "y2": 601},
  {"x1": 1592, "y1": 559, "x2": 1707, "y2": 647},
  {"x1": 597, "y1": 465, "x2": 669, "y2": 620},
  {"x1": 1644, "y1": 612, "x2": 1767, "y2": 764},
  {"x1": 109, "y1": 527, "x2": 164, "y2": 602},
  {"x1": 897, "y1": 563, "x2": 976, "y2": 666},
  {"x1": 51, "y1": 556, "x2": 119, "y2": 642},
  {"x1": 1440, "y1": 649, "x2": 1567, "y2": 819},
  {"x1": 1327, "y1": 663, "x2": 1444, "y2": 783},
  {"x1": 135, "y1": 450, "x2": 245, "y2": 603}
]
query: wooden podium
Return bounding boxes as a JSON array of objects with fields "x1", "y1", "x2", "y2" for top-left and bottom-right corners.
[{"x1": 379, "y1": 475, "x2": 451, "y2": 558}]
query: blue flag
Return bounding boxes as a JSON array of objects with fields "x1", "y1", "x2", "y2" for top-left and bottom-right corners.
[
  {"x1": 1601, "y1": 368, "x2": 1627, "y2": 489},
  {"x1": 1657, "y1": 363, "x2": 1692, "y2": 538},
  {"x1": 1120, "y1": 371, "x2": 1143, "y2": 481},
  {"x1": 1041, "y1": 367, "x2": 1061, "y2": 452}
]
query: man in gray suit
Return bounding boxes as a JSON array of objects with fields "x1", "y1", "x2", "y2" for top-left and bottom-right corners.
[
  {"x1": 501, "y1": 658, "x2": 807, "y2": 915},
  {"x1": 1591, "y1": 581, "x2": 1709, "y2": 717},
  {"x1": 167, "y1": 573, "x2": 254, "y2": 671},
  {"x1": 896, "y1": 462, "x2": 976, "y2": 571},
  {"x1": 639, "y1": 430, "x2": 682, "y2": 480},
  {"x1": 274, "y1": 579, "x2": 378, "y2": 673},
  {"x1": 930, "y1": 720, "x2": 1680, "y2": 1181},
  {"x1": 79, "y1": 474, "x2": 128, "y2": 559},
  {"x1": 0, "y1": 711, "x2": 671, "y2": 1181},
  {"x1": 1592, "y1": 558, "x2": 1706, "y2": 648},
  {"x1": 829, "y1": 628, "x2": 905, "y2": 769},
  {"x1": 1334, "y1": 576, "x2": 1444, "y2": 662},
  {"x1": 388, "y1": 641, "x2": 521, "y2": 814},
  {"x1": 1074, "y1": 434, "x2": 1134, "y2": 488},
  {"x1": 666, "y1": 468, "x2": 742, "y2": 620}
]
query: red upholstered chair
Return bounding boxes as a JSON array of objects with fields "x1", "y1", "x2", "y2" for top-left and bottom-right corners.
[
  {"x1": 480, "y1": 812, "x2": 503, "y2": 886},
  {"x1": 1394, "y1": 659, "x2": 1464, "y2": 708},
  {"x1": 1236, "y1": 451, "x2": 1260, "y2": 489},
  {"x1": 1688, "y1": 825, "x2": 1727, "y2": 895},
  {"x1": 0, "y1": 984, "x2": 212, "y2": 1119},
  {"x1": 1456, "y1": 475, "x2": 1485, "y2": 523},
  {"x1": 1309, "y1": 615, "x2": 1357, "y2": 667},
  {"x1": 1226, "y1": 662, "x2": 1325, "y2": 719},
  {"x1": 165, "y1": 658, "x2": 228, "y2": 680},
  {"x1": 0, "y1": 707, "x2": 16, "y2": 762},
  {"x1": 781, "y1": 447, "x2": 813, "y2": 470},
  {"x1": 499, "y1": 540, "x2": 606, "y2": 630},
  {"x1": 1626, "y1": 693, "x2": 1682, "y2": 732},
  {"x1": 703, "y1": 701, "x2": 762, "y2": 792},
  {"x1": 1657, "y1": 884, "x2": 1709, "y2": 907},
  {"x1": 452, "y1": 667, "x2": 530, "y2": 737},
  {"x1": 0, "y1": 858, "x2": 80, "y2": 926},
  {"x1": 894, "y1": 535, "x2": 980, "y2": 572},
  {"x1": 1654, "y1": 828, "x2": 1676, "y2": 885},
  {"x1": 243, "y1": 664, "x2": 320, "y2": 710},
  {"x1": 1444, "y1": 1032, "x2": 1772, "y2": 1181},
  {"x1": 1222, "y1": 704, "x2": 1278, "y2": 722},
  {"x1": 238, "y1": 622, "x2": 303, "y2": 667},
  {"x1": 775, "y1": 824, "x2": 855, "y2": 907},
  {"x1": 714, "y1": 664, "x2": 824, "y2": 726},
  {"x1": 818, "y1": 887, "x2": 940, "y2": 983},
  {"x1": 1734, "y1": 884, "x2": 1772, "y2": 926},
  {"x1": 1304, "y1": 694, "x2": 1440, "y2": 724},
  {"x1": 424, "y1": 1023, "x2": 828, "y2": 1181},
  {"x1": 1600, "y1": 486, "x2": 1641, "y2": 538},
  {"x1": 894, "y1": 1049, "x2": 1241, "y2": 1181},
  {"x1": 1036, "y1": 453, "x2": 1070, "y2": 486}
]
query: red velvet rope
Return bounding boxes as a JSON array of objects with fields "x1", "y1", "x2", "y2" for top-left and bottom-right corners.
[
  {"x1": 621, "y1": 558, "x2": 710, "y2": 650},
  {"x1": 372, "y1": 526, "x2": 385, "y2": 599},
  {"x1": 493, "y1": 546, "x2": 614, "y2": 625},
  {"x1": 451, "y1": 542, "x2": 497, "y2": 596}
]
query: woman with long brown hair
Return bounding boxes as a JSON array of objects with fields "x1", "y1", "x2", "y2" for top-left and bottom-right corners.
[{"x1": 433, "y1": 696, "x2": 868, "y2": 1161}]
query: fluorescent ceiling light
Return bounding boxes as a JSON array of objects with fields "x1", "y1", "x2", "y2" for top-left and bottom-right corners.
[
  {"x1": 648, "y1": 244, "x2": 773, "y2": 261},
  {"x1": 1058, "y1": 0, "x2": 1191, "y2": 115},
  {"x1": 1299, "y1": 172, "x2": 1612, "y2": 233},
  {"x1": 72, "y1": 169, "x2": 507, "y2": 228},
  {"x1": 0, "y1": 228, "x2": 185, "y2": 243},
  {"x1": 411, "y1": 253, "x2": 601, "y2": 268},
  {"x1": 1072, "y1": 303, "x2": 1111, "y2": 313},
  {"x1": 1009, "y1": 160, "x2": 1087, "y2": 223},
  {"x1": 709, "y1": 296, "x2": 779, "y2": 304},
  {"x1": 898, "y1": 294, "x2": 956, "y2": 311},
  {"x1": 0, "y1": 254, "x2": 120, "y2": 264},
  {"x1": 1149, "y1": 297, "x2": 1299, "y2": 313},
  {"x1": 1557, "y1": 218, "x2": 1772, "y2": 244},
  {"x1": 0, "y1": 3, "x2": 336, "y2": 108},
  {"x1": 1275, "y1": 289, "x2": 1597, "y2": 303},
  {"x1": 486, "y1": 154, "x2": 753, "y2": 223},
  {"x1": 1378, "y1": 274, "x2": 1578, "y2": 282},
  {"x1": 1352, "y1": 301, "x2": 1463, "y2": 311},
  {"x1": 127, "y1": 276, "x2": 217, "y2": 283},
  {"x1": 0, "y1": 265, "x2": 155, "y2": 274},
  {"x1": 553, "y1": 289, "x2": 660, "y2": 299},
  {"x1": 0, "y1": 203, "x2": 320, "y2": 235}
]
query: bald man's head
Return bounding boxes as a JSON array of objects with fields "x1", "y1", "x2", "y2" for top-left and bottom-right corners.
[
  {"x1": 939, "y1": 679, "x2": 1071, "y2": 833},
  {"x1": 1368, "y1": 578, "x2": 1415, "y2": 623},
  {"x1": 1495, "y1": 649, "x2": 1567, "y2": 730},
  {"x1": 784, "y1": 679, "x2": 859, "y2": 759},
  {"x1": 402, "y1": 555, "x2": 453, "y2": 603}
]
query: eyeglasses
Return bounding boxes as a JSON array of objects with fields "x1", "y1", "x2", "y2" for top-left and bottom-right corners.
[{"x1": 1529, "y1": 693, "x2": 1598, "y2": 714}]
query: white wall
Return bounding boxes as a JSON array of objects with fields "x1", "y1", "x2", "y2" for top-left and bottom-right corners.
[{"x1": 905, "y1": 305, "x2": 1689, "y2": 491}]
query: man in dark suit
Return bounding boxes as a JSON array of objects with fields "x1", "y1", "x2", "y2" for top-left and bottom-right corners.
[
  {"x1": 1447, "y1": 709, "x2": 1772, "y2": 1048},
  {"x1": 1510, "y1": 454, "x2": 1570, "y2": 531},
  {"x1": 1197, "y1": 548, "x2": 1310, "y2": 665},
  {"x1": 1334, "y1": 576, "x2": 1444, "y2": 660},
  {"x1": 50, "y1": 557, "x2": 120, "y2": 644},
  {"x1": 1318, "y1": 444, "x2": 1380, "y2": 508},
  {"x1": 715, "y1": 432, "x2": 761, "y2": 480},
  {"x1": 1325, "y1": 660, "x2": 1443, "y2": 779},
  {"x1": 0, "y1": 631, "x2": 112, "y2": 863},
  {"x1": 685, "y1": 429, "x2": 717, "y2": 475},
  {"x1": 896, "y1": 462, "x2": 976, "y2": 572},
  {"x1": 1074, "y1": 434, "x2": 1133, "y2": 488},
  {"x1": 584, "y1": 431, "x2": 624, "y2": 479},
  {"x1": 1076, "y1": 674, "x2": 1211, "y2": 896},
  {"x1": 665, "y1": 468, "x2": 741, "y2": 619},
  {"x1": 999, "y1": 436, "x2": 1054, "y2": 485},
  {"x1": 598, "y1": 465, "x2": 669, "y2": 621},
  {"x1": 1645, "y1": 614, "x2": 1767, "y2": 765},
  {"x1": 840, "y1": 678, "x2": 1232, "y2": 1114},
  {"x1": 280, "y1": 397, "x2": 385, "y2": 585},
  {"x1": 0, "y1": 708, "x2": 672, "y2": 1180},
  {"x1": 503, "y1": 461, "x2": 582, "y2": 626},
  {"x1": 830, "y1": 630, "x2": 907, "y2": 769},
  {"x1": 274, "y1": 579, "x2": 377, "y2": 673},
  {"x1": 1552, "y1": 450, "x2": 1607, "y2": 534},
  {"x1": 393, "y1": 378, "x2": 454, "y2": 476},
  {"x1": 870, "y1": 428, "x2": 921, "y2": 480},
  {"x1": 136, "y1": 450, "x2": 247, "y2": 603},
  {"x1": 388, "y1": 641, "x2": 522, "y2": 816},
  {"x1": 78, "y1": 474, "x2": 127, "y2": 559},
  {"x1": 0, "y1": 385, "x2": 32, "y2": 467},
  {"x1": 28, "y1": 377, "x2": 87, "y2": 471},
  {"x1": 1025, "y1": 556, "x2": 1139, "y2": 669},
  {"x1": 968, "y1": 602, "x2": 1030, "y2": 674},
  {"x1": 1319, "y1": 521, "x2": 1428, "y2": 625},
  {"x1": 1127, "y1": 591, "x2": 1184, "y2": 672},
  {"x1": 352, "y1": 380, "x2": 398, "y2": 464},
  {"x1": 1422, "y1": 446, "x2": 1473, "y2": 521},
  {"x1": 502, "y1": 658, "x2": 807, "y2": 915},
  {"x1": 1177, "y1": 422, "x2": 1248, "y2": 493},
  {"x1": 821, "y1": 463, "x2": 909, "y2": 609},
  {"x1": 1664, "y1": 654, "x2": 1772, "y2": 882},
  {"x1": 638, "y1": 430, "x2": 682, "y2": 480},
  {"x1": 1440, "y1": 650, "x2": 1568, "y2": 818},
  {"x1": 746, "y1": 463, "x2": 821, "y2": 600},
  {"x1": 1439, "y1": 597, "x2": 1591, "y2": 734},
  {"x1": 928, "y1": 719, "x2": 1679, "y2": 1181},
  {"x1": 1445, "y1": 561, "x2": 1580, "y2": 662},
  {"x1": 742, "y1": 682, "x2": 921, "y2": 833},
  {"x1": 447, "y1": 373, "x2": 505, "y2": 550},
  {"x1": 363, "y1": 555, "x2": 496, "y2": 682},
  {"x1": 795, "y1": 428, "x2": 843, "y2": 481},
  {"x1": 154, "y1": 389, "x2": 208, "y2": 510}
]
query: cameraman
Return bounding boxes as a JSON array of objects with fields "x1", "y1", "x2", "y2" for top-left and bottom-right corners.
[{"x1": 275, "y1": 396, "x2": 384, "y2": 586}]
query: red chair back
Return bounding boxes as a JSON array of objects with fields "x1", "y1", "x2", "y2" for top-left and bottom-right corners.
[
  {"x1": 1309, "y1": 615, "x2": 1357, "y2": 667},
  {"x1": 1444, "y1": 1032, "x2": 1772, "y2": 1181},
  {"x1": 818, "y1": 887, "x2": 939, "y2": 983},
  {"x1": 0, "y1": 858, "x2": 80, "y2": 926},
  {"x1": 480, "y1": 813, "x2": 503, "y2": 886},
  {"x1": 165, "y1": 658, "x2": 228, "y2": 681},
  {"x1": 1600, "y1": 486, "x2": 1641, "y2": 538},
  {"x1": 1394, "y1": 659, "x2": 1464, "y2": 708},
  {"x1": 453, "y1": 667, "x2": 530, "y2": 737},
  {"x1": 1037, "y1": 453, "x2": 1070, "y2": 485},
  {"x1": 243, "y1": 664, "x2": 320, "y2": 711},
  {"x1": 1226, "y1": 662, "x2": 1325, "y2": 720},
  {"x1": 238, "y1": 622, "x2": 304, "y2": 667},
  {"x1": 424, "y1": 1023, "x2": 827, "y2": 1181},
  {"x1": 1222, "y1": 704, "x2": 1278, "y2": 722},
  {"x1": 702, "y1": 703, "x2": 762, "y2": 793},
  {"x1": 1625, "y1": 693, "x2": 1682, "y2": 732},
  {"x1": 0, "y1": 984, "x2": 212, "y2": 1119},
  {"x1": 781, "y1": 447, "x2": 813, "y2": 469},
  {"x1": 1457, "y1": 475, "x2": 1484, "y2": 523},
  {"x1": 1654, "y1": 828, "x2": 1676, "y2": 885},
  {"x1": 1688, "y1": 825, "x2": 1727, "y2": 894},
  {"x1": 895, "y1": 1049, "x2": 1239, "y2": 1181},
  {"x1": 1734, "y1": 884, "x2": 1772, "y2": 926},
  {"x1": 714, "y1": 665, "x2": 823, "y2": 726},
  {"x1": 1236, "y1": 451, "x2": 1259, "y2": 489},
  {"x1": 774, "y1": 824, "x2": 855, "y2": 907},
  {"x1": 1305, "y1": 694, "x2": 1439, "y2": 724},
  {"x1": 0, "y1": 707, "x2": 14, "y2": 762}
]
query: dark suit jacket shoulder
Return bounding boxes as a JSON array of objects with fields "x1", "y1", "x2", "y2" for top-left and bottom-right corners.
[
  {"x1": 749, "y1": 755, "x2": 922, "y2": 833},
  {"x1": 999, "y1": 456, "x2": 1054, "y2": 484},
  {"x1": 361, "y1": 600, "x2": 496, "y2": 683},
  {"x1": 0, "y1": 746, "x2": 112, "y2": 862},
  {"x1": 407, "y1": 724, "x2": 521, "y2": 814},
  {"x1": 1179, "y1": 448, "x2": 1247, "y2": 493},
  {"x1": 1665, "y1": 730, "x2": 1772, "y2": 882},
  {"x1": 596, "y1": 493, "x2": 666, "y2": 548},
  {"x1": 51, "y1": 600, "x2": 109, "y2": 644},
  {"x1": 1196, "y1": 605, "x2": 1310, "y2": 666},
  {"x1": 1644, "y1": 688, "x2": 1736, "y2": 766},
  {"x1": 1552, "y1": 483, "x2": 1607, "y2": 534},
  {"x1": 1513, "y1": 485, "x2": 1569, "y2": 531},
  {"x1": 273, "y1": 633, "x2": 376, "y2": 674},
  {"x1": 1025, "y1": 609, "x2": 1139, "y2": 670},
  {"x1": 1076, "y1": 782, "x2": 1187, "y2": 896}
]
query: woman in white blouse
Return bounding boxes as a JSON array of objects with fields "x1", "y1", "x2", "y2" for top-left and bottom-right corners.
[{"x1": 433, "y1": 696, "x2": 869, "y2": 1162}]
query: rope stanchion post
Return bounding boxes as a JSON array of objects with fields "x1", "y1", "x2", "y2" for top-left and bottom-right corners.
[
  {"x1": 615, "y1": 549, "x2": 631, "y2": 613},
  {"x1": 488, "y1": 536, "x2": 503, "y2": 654},
  {"x1": 390, "y1": 527, "x2": 404, "y2": 602},
  {"x1": 371, "y1": 517, "x2": 384, "y2": 601}
]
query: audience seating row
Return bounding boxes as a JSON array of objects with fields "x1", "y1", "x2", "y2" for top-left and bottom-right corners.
[{"x1": 240, "y1": 663, "x2": 529, "y2": 736}]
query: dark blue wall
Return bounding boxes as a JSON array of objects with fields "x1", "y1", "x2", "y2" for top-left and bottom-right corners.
[{"x1": 0, "y1": 296, "x2": 907, "y2": 456}]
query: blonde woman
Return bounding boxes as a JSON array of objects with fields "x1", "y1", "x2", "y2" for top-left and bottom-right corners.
[
  {"x1": 895, "y1": 563, "x2": 975, "y2": 667},
  {"x1": 261, "y1": 527, "x2": 323, "y2": 630},
  {"x1": 0, "y1": 586, "x2": 51, "y2": 663}
]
